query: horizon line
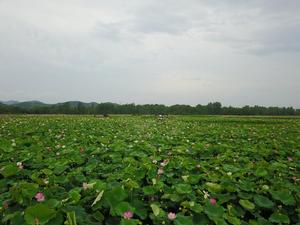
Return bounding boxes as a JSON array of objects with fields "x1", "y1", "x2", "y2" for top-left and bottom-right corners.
[{"x1": 1, "y1": 99, "x2": 299, "y2": 109}]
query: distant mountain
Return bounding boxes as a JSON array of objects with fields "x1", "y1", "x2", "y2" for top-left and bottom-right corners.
[
  {"x1": 0, "y1": 100, "x2": 99, "y2": 109},
  {"x1": 0, "y1": 100, "x2": 20, "y2": 105},
  {"x1": 56, "y1": 101, "x2": 98, "y2": 108},
  {"x1": 13, "y1": 101, "x2": 50, "y2": 109}
]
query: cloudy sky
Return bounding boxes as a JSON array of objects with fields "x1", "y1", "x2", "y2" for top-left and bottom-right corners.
[{"x1": 0, "y1": 0, "x2": 299, "y2": 107}]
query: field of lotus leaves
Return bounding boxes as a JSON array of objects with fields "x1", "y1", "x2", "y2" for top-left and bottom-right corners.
[{"x1": 0, "y1": 115, "x2": 299, "y2": 225}]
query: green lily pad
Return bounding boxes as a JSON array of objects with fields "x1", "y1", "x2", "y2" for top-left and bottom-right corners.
[
  {"x1": 20, "y1": 182, "x2": 39, "y2": 198},
  {"x1": 239, "y1": 199, "x2": 255, "y2": 210},
  {"x1": 24, "y1": 204, "x2": 56, "y2": 225},
  {"x1": 204, "y1": 203, "x2": 224, "y2": 221},
  {"x1": 120, "y1": 219, "x2": 140, "y2": 225},
  {"x1": 225, "y1": 214, "x2": 241, "y2": 225},
  {"x1": 104, "y1": 186, "x2": 128, "y2": 208},
  {"x1": 254, "y1": 195, "x2": 274, "y2": 208},
  {"x1": 205, "y1": 182, "x2": 222, "y2": 193},
  {"x1": 174, "y1": 184, "x2": 192, "y2": 194},
  {"x1": 114, "y1": 202, "x2": 134, "y2": 216},
  {"x1": 269, "y1": 212, "x2": 290, "y2": 224},
  {"x1": 68, "y1": 189, "x2": 81, "y2": 203},
  {"x1": 174, "y1": 215, "x2": 194, "y2": 225},
  {"x1": 0, "y1": 164, "x2": 19, "y2": 177},
  {"x1": 255, "y1": 168, "x2": 268, "y2": 177},
  {"x1": 270, "y1": 190, "x2": 296, "y2": 205},
  {"x1": 150, "y1": 203, "x2": 160, "y2": 216}
]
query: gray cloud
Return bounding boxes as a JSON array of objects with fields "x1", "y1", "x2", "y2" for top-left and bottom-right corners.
[
  {"x1": 0, "y1": 0, "x2": 299, "y2": 107},
  {"x1": 132, "y1": 6, "x2": 191, "y2": 35},
  {"x1": 93, "y1": 22, "x2": 125, "y2": 41}
]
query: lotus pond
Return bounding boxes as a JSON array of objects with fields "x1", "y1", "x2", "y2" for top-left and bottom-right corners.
[{"x1": 0, "y1": 115, "x2": 299, "y2": 225}]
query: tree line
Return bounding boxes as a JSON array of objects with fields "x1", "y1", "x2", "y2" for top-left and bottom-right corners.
[{"x1": 0, "y1": 101, "x2": 299, "y2": 115}]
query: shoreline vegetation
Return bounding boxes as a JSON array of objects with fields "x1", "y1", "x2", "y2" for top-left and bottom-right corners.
[{"x1": 1, "y1": 101, "x2": 299, "y2": 116}]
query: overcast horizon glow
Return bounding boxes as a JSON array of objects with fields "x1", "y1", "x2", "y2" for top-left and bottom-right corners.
[{"x1": 0, "y1": 0, "x2": 299, "y2": 107}]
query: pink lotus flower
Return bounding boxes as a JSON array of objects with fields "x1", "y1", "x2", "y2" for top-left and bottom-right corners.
[
  {"x1": 210, "y1": 198, "x2": 217, "y2": 205},
  {"x1": 168, "y1": 212, "x2": 176, "y2": 220},
  {"x1": 160, "y1": 159, "x2": 169, "y2": 167},
  {"x1": 3, "y1": 201, "x2": 8, "y2": 209},
  {"x1": 35, "y1": 218, "x2": 40, "y2": 225},
  {"x1": 16, "y1": 162, "x2": 23, "y2": 169},
  {"x1": 287, "y1": 157, "x2": 293, "y2": 161},
  {"x1": 82, "y1": 183, "x2": 89, "y2": 190},
  {"x1": 35, "y1": 192, "x2": 45, "y2": 202},
  {"x1": 82, "y1": 182, "x2": 94, "y2": 190},
  {"x1": 157, "y1": 168, "x2": 164, "y2": 175},
  {"x1": 123, "y1": 211, "x2": 133, "y2": 219}
]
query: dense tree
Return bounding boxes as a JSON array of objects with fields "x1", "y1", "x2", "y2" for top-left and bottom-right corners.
[{"x1": 0, "y1": 101, "x2": 299, "y2": 116}]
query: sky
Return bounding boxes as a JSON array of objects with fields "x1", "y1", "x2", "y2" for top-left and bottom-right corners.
[{"x1": 0, "y1": 0, "x2": 299, "y2": 107}]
